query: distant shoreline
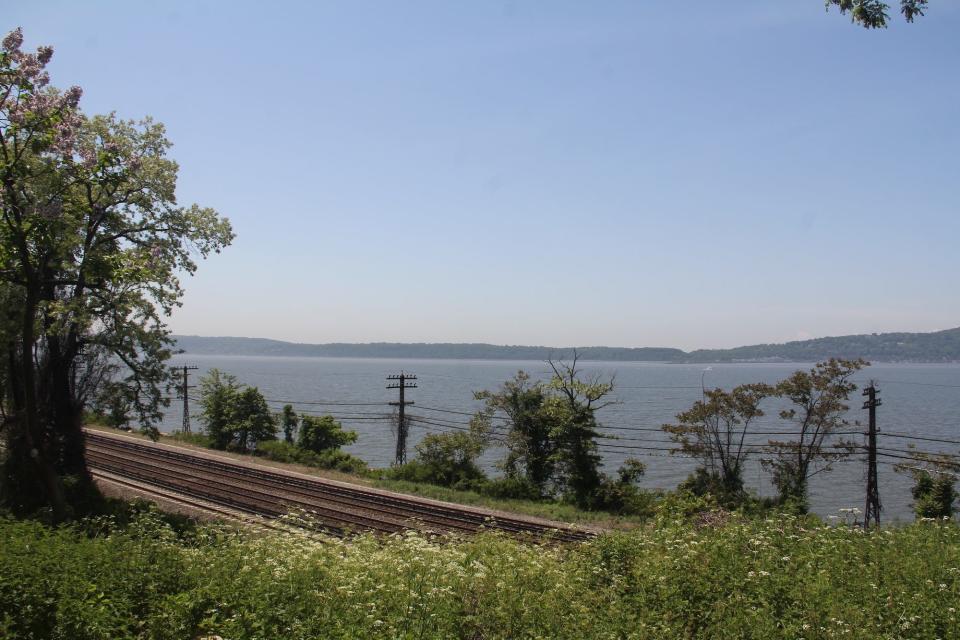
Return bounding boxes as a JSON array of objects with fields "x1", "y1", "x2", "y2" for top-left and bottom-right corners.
[{"x1": 173, "y1": 327, "x2": 960, "y2": 364}]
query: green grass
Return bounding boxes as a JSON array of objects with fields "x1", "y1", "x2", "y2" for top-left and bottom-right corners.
[
  {"x1": 2, "y1": 507, "x2": 958, "y2": 639},
  {"x1": 369, "y1": 476, "x2": 650, "y2": 527}
]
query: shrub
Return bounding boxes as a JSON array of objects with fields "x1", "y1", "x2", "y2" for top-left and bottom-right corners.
[
  {"x1": 255, "y1": 440, "x2": 367, "y2": 474},
  {"x1": 480, "y1": 476, "x2": 544, "y2": 501},
  {"x1": 912, "y1": 470, "x2": 957, "y2": 520},
  {"x1": 297, "y1": 415, "x2": 357, "y2": 453}
]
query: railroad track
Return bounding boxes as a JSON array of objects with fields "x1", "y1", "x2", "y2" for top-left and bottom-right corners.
[{"x1": 84, "y1": 430, "x2": 595, "y2": 542}]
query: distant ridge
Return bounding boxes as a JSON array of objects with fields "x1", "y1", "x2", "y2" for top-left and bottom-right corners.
[
  {"x1": 172, "y1": 328, "x2": 960, "y2": 363},
  {"x1": 170, "y1": 336, "x2": 684, "y2": 362},
  {"x1": 678, "y1": 327, "x2": 960, "y2": 363}
]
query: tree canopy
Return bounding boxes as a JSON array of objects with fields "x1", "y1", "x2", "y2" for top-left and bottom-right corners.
[{"x1": 0, "y1": 28, "x2": 233, "y2": 519}]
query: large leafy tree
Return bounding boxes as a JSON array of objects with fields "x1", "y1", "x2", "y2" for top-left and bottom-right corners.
[
  {"x1": 474, "y1": 371, "x2": 557, "y2": 497},
  {"x1": 0, "y1": 29, "x2": 233, "y2": 519},
  {"x1": 297, "y1": 414, "x2": 357, "y2": 454},
  {"x1": 198, "y1": 370, "x2": 276, "y2": 453}
]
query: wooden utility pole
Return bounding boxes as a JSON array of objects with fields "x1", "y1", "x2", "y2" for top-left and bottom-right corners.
[
  {"x1": 862, "y1": 382, "x2": 882, "y2": 528},
  {"x1": 387, "y1": 372, "x2": 416, "y2": 465},
  {"x1": 178, "y1": 365, "x2": 199, "y2": 433}
]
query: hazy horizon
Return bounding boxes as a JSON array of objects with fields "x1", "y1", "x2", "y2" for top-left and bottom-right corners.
[
  {"x1": 11, "y1": 2, "x2": 958, "y2": 352},
  {"x1": 173, "y1": 323, "x2": 959, "y2": 353}
]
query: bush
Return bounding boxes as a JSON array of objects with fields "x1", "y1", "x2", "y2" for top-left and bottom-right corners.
[
  {"x1": 592, "y1": 479, "x2": 658, "y2": 517},
  {"x1": 255, "y1": 440, "x2": 367, "y2": 474},
  {"x1": 912, "y1": 471, "x2": 957, "y2": 520},
  {"x1": 479, "y1": 476, "x2": 544, "y2": 501},
  {"x1": 385, "y1": 430, "x2": 488, "y2": 490}
]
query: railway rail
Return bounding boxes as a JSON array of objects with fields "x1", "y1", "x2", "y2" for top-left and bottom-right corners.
[{"x1": 84, "y1": 430, "x2": 595, "y2": 542}]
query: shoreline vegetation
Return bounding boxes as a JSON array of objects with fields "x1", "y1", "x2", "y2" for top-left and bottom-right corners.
[{"x1": 173, "y1": 326, "x2": 960, "y2": 363}]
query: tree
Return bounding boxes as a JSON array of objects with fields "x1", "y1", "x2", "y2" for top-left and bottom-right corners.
[
  {"x1": 393, "y1": 412, "x2": 490, "y2": 488},
  {"x1": 474, "y1": 371, "x2": 556, "y2": 497},
  {"x1": 663, "y1": 383, "x2": 772, "y2": 505},
  {"x1": 197, "y1": 370, "x2": 276, "y2": 453},
  {"x1": 93, "y1": 380, "x2": 135, "y2": 431},
  {"x1": 764, "y1": 359, "x2": 867, "y2": 510},
  {"x1": 197, "y1": 371, "x2": 277, "y2": 452},
  {"x1": 910, "y1": 471, "x2": 956, "y2": 520},
  {"x1": 297, "y1": 414, "x2": 357, "y2": 454},
  {"x1": 233, "y1": 387, "x2": 276, "y2": 453},
  {"x1": 825, "y1": 0, "x2": 928, "y2": 28},
  {"x1": 0, "y1": 29, "x2": 233, "y2": 519},
  {"x1": 545, "y1": 354, "x2": 615, "y2": 508},
  {"x1": 895, "y1": 452, "x2": 959, "y2": 520},
  {"x1": 198, "y1": 369, "x2": 242, "y2": 450},
  {"x1": 412, "y1": 430, "x2": 488, "y2": 488},
  {"x1": 280, "y1": 404, "x2": 297, "y2": 444}
]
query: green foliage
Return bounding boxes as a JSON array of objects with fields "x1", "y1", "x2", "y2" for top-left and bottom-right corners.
[
  {"x1": 664, "y1": 383, "x2": 772, "y2": 507},
  {"x1": 91, "y1": 381, "x2": 135, "y2": 431},
  {"x1": 280, "y1": 404, "x2": 297, "y2": 444},
  {"x1": 391, "y1": 407, "x2": 491, "y2": 490},
  {"x1": 825, "y1": 0, "x2": 928, "y2": 28},
  {"x1": 764, "y1": 358, "x2": 867, "y2": 510},
  {"x1": 2, "y1": 510, "x2": 959, "y2": 639},
  {"x1": 297, "y1": 414, "x2": 357, "y2": 454},
  {"x1": 0, "y1": 29, "x2": 233, "y2": 519},
  {"x1": 683, "y1": 326, "x2": 960, "y2": 363},
  {"x1": 198, "y1": 369, "x2": 242, "y2": 450},
  {"x1": 165, "y1": 431, "x2": 214, "y2": 448},
  {"x1": 911, "y1": 471, "x2": 957, "y2": 520},
  {"x1": 474, "y1": 371, "x2": 556, "y2": 497},
  {"x1": 479, "y1": 476, "x2": 545, "y2": 501},
  {"x1": 468, "y1": 360, "x2": 656, "y2": 514},
  {"x1": 197, "y1": 369, "x2": 276, "y2": 453},
  {"x1": 591, "y1": 460, "x2": 657, "y2": 517},
  {"x1": 233, "y1": 387, "x2": 277, "y2": 452},
  {"x1": 544, "y1": 356, "x2": 614, "y2": 508},
  {"x1": 255, "y1": 440, "x2": 368, "y2": 474},
  {"x1": 389, "y1": 420, "x2": 490, "y2": 490}
]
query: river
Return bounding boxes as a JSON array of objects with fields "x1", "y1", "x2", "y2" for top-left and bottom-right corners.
[{"x1": 158, "y1": 355, "x2": 960, "y2": 521}]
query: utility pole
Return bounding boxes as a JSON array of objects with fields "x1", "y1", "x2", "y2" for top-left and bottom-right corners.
[
  {"x1": 862, "y1": 382, "x2": 882, "y2": 528},
  {"x1": 177, "y1": 365, "x2": 199, "y2": 433},
  {"x1": 387, "y1": 372, "x2": 416, "y2": 465}
]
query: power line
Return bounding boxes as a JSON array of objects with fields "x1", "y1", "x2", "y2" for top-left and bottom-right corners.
[
  {"x1": 877, "y1": 379, "x2": 960, "y2": 389},
  {"x1": 880, "y1": 431, "x2": 960, "y2": 446}
]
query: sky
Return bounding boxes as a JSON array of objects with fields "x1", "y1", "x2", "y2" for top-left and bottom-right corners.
[{"x1": 6, "y1": 1, "x2": 959, "y2": 351}]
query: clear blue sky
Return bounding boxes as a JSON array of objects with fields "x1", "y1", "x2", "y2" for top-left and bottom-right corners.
[{"x1": 9, "y1": 1, "x2": 960, "y2": 350}]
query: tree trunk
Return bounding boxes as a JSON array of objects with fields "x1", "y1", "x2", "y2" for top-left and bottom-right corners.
[{"x1": 13, "y1": 290, "x2": 68, "y2": 520}]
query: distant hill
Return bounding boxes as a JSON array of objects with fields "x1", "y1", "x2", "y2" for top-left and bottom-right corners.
[
  {"x1": 172, "y1": 327, "x2": 960, "y2": 363},
  {"x1": 679, "y1": 327, "x2": 960, "y2": 363},
  {"x1": 170, "y1": 336, "x2": 685, "y2": 362}
]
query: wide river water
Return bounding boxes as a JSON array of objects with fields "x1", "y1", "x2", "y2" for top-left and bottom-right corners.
[{"x1": 161, "y1": 355, "x2": 960, "y2": 521}]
